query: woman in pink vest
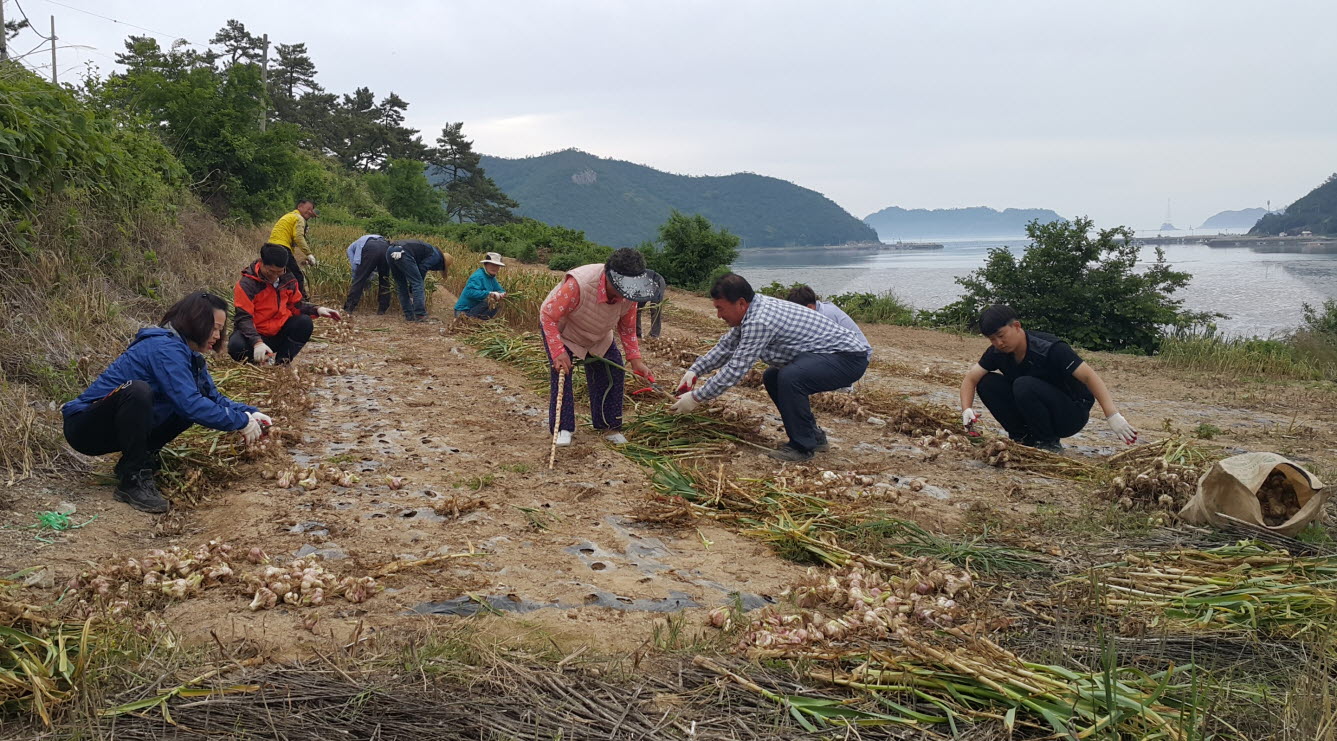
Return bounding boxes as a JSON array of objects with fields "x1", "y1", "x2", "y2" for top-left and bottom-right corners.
[{"x1": 539, "y1": 249, "x2": 662, "y2": 446}]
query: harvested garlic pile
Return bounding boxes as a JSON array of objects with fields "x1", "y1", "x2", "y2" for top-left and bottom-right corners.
[
  {"x1": 710, "y1": 560, "x2": 974, "y2": 651},
  {"x1": 1107, "y1": 457, "x2": 1199, "y2": 511},
  {"x1": 810, "y1": 392, "x2": 869, "y2": 420},
  {"x1": 243, "y1": 557, "x2": 380, "y2": 611},
  {"x1": 310, "y1": 360, "x2": 364, "y2": 376},
  {"x1": 978, "y1": 439, "x2": 1013, "y2": 467},
  {"x1": 66, "y1": 540, "x2": 257, "y2": 613},
  {"x1": 265, "y1": 464, "x2": 362, "y2": 489},
  {"x1": 775, "y1": 466, "x2": 881, "y2": 500},
  {"x1": 916, "y1": 427, "x2": 975, "y2": 452}
]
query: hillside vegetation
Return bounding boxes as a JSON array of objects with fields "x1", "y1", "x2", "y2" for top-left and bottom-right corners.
[
  {"x1": 863, "y1": 205, "x2": 1065, "y2": 240},
  {"x1": 471, "y1": 149, "x2": 878, "y2": 248},
  {"x1": 1251, "y1": 173, "x2": 1337, "y2": 236}
]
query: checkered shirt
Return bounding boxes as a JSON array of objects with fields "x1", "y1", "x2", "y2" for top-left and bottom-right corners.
[{"x1": 689, "y1": 295, "x2": 871, "y2": 401}]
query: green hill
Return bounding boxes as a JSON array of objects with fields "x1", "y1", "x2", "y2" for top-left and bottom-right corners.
[
  {"x1": 863, "y1": 205, "x2": 1066, "y2": 240},
  {"x1": 462, "y1": 149, "x2": 878, "y2": 248},
  {"x1": 1250, "y1": 174, "x2": 1337, "y2": 236}
]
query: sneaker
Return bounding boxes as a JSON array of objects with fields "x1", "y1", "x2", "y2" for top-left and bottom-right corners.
[
  {"x1": 766, "y1": 443, "x2": 815, "y2": 462},
  {"x1": 605, "y1": 432, "x2": 628, "y2": 445},
  {"x1": 554, "y1": 430, "x2": 573, "y2": 447},
  {"x1": 1032, "y1": 439, "x2": 1064, "y2": 454},
  {"x1": 114, "y1": 470, "x2": 171, "y2": 514},
  {"x1": 813, "y1": 429, "x2": 830, "y2": 452}
]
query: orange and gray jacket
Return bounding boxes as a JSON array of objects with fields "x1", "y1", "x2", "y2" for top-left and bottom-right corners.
[{"x1": 233, "y1": 261, "x2": 317, "y2": 344}]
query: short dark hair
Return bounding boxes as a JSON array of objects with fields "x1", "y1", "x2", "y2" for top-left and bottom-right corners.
[
  {"x1": 785, "y1": 285, "x2": 817, "y2": 306},
  {"x1": 296, "y1": 199, "x2": 314, "y2": 208},
  {"x1": 709, "y1": 272, "x2": 755, "y2": 303},
  {"x1": 260, "y1": 243, "x2": 290, "y2": 267},
  {"x1": 978, "y1": 304, "x2": 1019, "y2": 336},
  {"x1": 605, "y1": 247, "x2": 646, "y2": 276},
  {"x1": 161, "y1": 292, "x2": 228, "y2": 353}
]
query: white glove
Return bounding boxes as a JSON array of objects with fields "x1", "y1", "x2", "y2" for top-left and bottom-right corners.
[
  {"x1": 317, "y1": 307, "x2": 342, "y2": 321},
  {"x1": 240, "y1": 415, "x2": 263, "y2": 444},
  {"x1": 961, "y1": 408, "x2": 979, "y2": 427},
  {"x1": 250, "y1": 411, "x2": 273, "y2": 426},
  {"x1": 252, "y1": 342, "x2": 275, "y2": 364},
  {"x1": 675, "y1": 370, "x2": 698, "y2": 394},
  {"x1": 1107, "y1": 413, "x2": 1138, "y2": 445},
  {"x1": 390, "y1": 250, "x2": 404, "y2": 261},
  {"x1": 668, "y1": 391, "x2": 700, "y2": 415},
  {"x1": 304, "y1": 254, "x2": 317, "y2": 267}
]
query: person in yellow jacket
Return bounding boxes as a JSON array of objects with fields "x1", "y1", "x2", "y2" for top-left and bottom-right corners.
[{"x1": 268, "y1": 199, "x2": 318, "y2": 298}]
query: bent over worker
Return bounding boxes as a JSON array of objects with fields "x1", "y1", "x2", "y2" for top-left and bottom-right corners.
[
  {"x1": 959, "y1": 305, "x2": 1138, "y2": 453},
  {"x1": 229, "y1": 243, "x2": 341, "y2": 364},
  {"x1": 387, "y1": 239, "x2": 452, "y2": 321},
  {"x1": 671, "y1": 273, "x2": 871, "y2": 462},
  {"x1": 539, "y1": 248, "x2": 660, "y2": 446},
  {"x1": 268, "y1": 199, "x2": 317, "y2": 298},
  {"x1": 342, "y1": 233, "x2": 392, "y2": 314}
]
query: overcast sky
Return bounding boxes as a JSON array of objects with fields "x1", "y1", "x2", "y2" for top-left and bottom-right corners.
[{"x1": 13, "y1": 0, "x2": 1336, "y2": 229}]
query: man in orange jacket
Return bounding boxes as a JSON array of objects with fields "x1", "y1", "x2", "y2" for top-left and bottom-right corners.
[{"x1": 228, "y1": 244, "x2": 342, "y2": 364}]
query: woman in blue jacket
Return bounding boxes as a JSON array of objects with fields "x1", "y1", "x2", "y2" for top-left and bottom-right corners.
[
  {"x1": 62, "y1": 292, "x2": 271, "y2": 514},
  {"x1": 454, "y1": 252, "x2": 507, "y2": 319}
]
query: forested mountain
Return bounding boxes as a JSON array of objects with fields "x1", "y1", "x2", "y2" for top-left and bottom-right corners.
[
  {"x1": 1199, "y1": 208, "x2": 1270, "y2": 229},
  {"x1": 1251, "y1": 174, "x2": 1337, "y2": 236},
  {"x1": 863, "y1": 206, "x2": 1065, "y2": 240},
  {"x1": 467, "y1": 149, "x2": 878, "y2": 248}
]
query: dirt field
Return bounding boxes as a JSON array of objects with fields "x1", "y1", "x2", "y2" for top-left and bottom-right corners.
[{"x1": 2, "y1": 288, "x2": 1334, "y2": 663}]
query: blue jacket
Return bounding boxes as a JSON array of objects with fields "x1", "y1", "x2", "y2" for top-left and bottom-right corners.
[
  {"x1": 62, "y1": 327, "x2": 255, "y2": 431},
  {"x1": 455, "y1": 267, "x2": 504, "y2": 311}
]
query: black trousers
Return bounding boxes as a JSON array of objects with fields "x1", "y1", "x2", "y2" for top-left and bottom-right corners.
[
  {"x1": 976, "y1": 373, "x2": 1092, "y2": 444},
  {"x1": 343, "y1": 242, "x2": 392, "y2": 314},
  {"x1": 762, "y1": 351, "x2": 869, "y2": 452},
  {"x1": 63, "y1": 381, "x2": 192, "y2": 476},
  {"x1": 636, "y1": 302, "x2": 662, "y2": 338},
  {"x1": 285, "y1": 249, "x2": 308, "y2": 300},
  {"x1": 227, "y1": 314, "x2": 314, "y2": 364}
]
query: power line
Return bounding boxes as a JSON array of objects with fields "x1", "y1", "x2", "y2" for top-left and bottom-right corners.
[
  {"x1": 11, "y1": 0, "x2": 54, "y2": 40},
  {"x1": 36, "y1": 0, "x2": 193, "y2": 43}
]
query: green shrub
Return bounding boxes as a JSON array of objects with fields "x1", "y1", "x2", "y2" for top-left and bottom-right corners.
[
  {"x1": 831, "y1": 291, "x2": 916, "y2": 325},
  {"x1": 931, "y1": 217, "x2": 1211, "y2": 353}
]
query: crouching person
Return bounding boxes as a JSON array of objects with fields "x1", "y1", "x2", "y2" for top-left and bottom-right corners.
[
  {"x1": 63, "y1": 292, "x2": 272, "y2": 513},
  {"x1": 959, "y1": 305, "x2": 1138, "y2": 453},
  {"x1": 670, "y1": 273, "x2": 871, "y2": 461},
  {"x1": 229, "y1": 243, "x2": 341, "y2": 364}
]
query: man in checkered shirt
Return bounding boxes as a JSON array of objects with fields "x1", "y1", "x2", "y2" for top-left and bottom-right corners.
[{"x1": 668, "y1": 273, "x2": 871, "y2": 461}]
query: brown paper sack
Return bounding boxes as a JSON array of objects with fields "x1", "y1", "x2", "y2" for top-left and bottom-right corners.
[{"x1": 1179, "y1": 452, "x2": 1330, "y2": 536}]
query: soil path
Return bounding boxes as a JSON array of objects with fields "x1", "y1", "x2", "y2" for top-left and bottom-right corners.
[{"x1": 2, "y1": 287, "x2": 1334, "y2": 657}]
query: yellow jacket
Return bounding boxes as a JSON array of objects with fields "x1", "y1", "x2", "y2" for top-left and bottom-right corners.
[{"x1": 267, "y1": 210, "x2": 310, "y2": 261}]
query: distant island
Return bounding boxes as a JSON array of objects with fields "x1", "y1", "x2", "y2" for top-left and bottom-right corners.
[
  {"x1": 1251, "y1": 174, "x2": 1337, "y2": 237},
  {"x1": 1199, "y1": 208, "x2": 1271, "y2": 230},
  {"x1": 463, "y1": 149, "x2": 878, "y2": 248},
  {"x1": 862, "y1": 206, "x2": 1065, "y2": 240}
]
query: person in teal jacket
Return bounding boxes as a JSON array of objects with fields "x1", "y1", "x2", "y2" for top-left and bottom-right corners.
[{"x1": 454, "y1": 252, "x2": 507, "y2": 319}]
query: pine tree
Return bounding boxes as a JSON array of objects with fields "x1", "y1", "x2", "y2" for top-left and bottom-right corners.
[{"x1": 210, "y1": 19, "x2": 263, "y2": 67}]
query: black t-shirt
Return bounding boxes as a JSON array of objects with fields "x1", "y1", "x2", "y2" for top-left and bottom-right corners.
[{"x1": 978, "y1": 330, "x2": 1093, "y2": 403}]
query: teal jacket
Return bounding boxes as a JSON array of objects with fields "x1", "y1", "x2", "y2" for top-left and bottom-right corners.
[{"x1": 455, "y1": 268, "x2": 504, "y2": 311}]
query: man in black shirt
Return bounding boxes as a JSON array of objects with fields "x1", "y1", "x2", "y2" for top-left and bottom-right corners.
[{"x1": 959, "y1": 305, "x2": 1138, "y2": 452}]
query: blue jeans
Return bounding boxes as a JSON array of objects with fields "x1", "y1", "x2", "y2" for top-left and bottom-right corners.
[
  {"x1": 388, "y1": 246, "x2": 431, "y2": 319},
  {"x1": 455, "y1": 304, "x2": 499, "y2": 319}
]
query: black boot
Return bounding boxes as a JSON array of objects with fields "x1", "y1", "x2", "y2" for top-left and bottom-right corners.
[
  {"x1": 813, "y1": 428, "x2": 830, "y2": 452},
  {"x1": 114, "y1": 450, "x2": 162, "y2": 480},
  {"x1": 115, "y1": 470, "x2": 171, "y2": 514}
]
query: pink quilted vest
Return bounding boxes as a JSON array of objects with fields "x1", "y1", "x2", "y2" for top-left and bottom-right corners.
[{"x1": 543, "y1": 263, "x2": 631, "y2": 358}]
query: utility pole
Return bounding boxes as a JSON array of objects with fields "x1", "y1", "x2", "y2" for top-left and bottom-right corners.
[
  {"x1": 1, "y1": 0, "x2": 8, "y2": 62},
  {"x1": 258, "y1": 33, "x2": 269, "y2": 132},
  {"x1": 49, "y1": 15, "x2": 56, "y2": 83}
]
